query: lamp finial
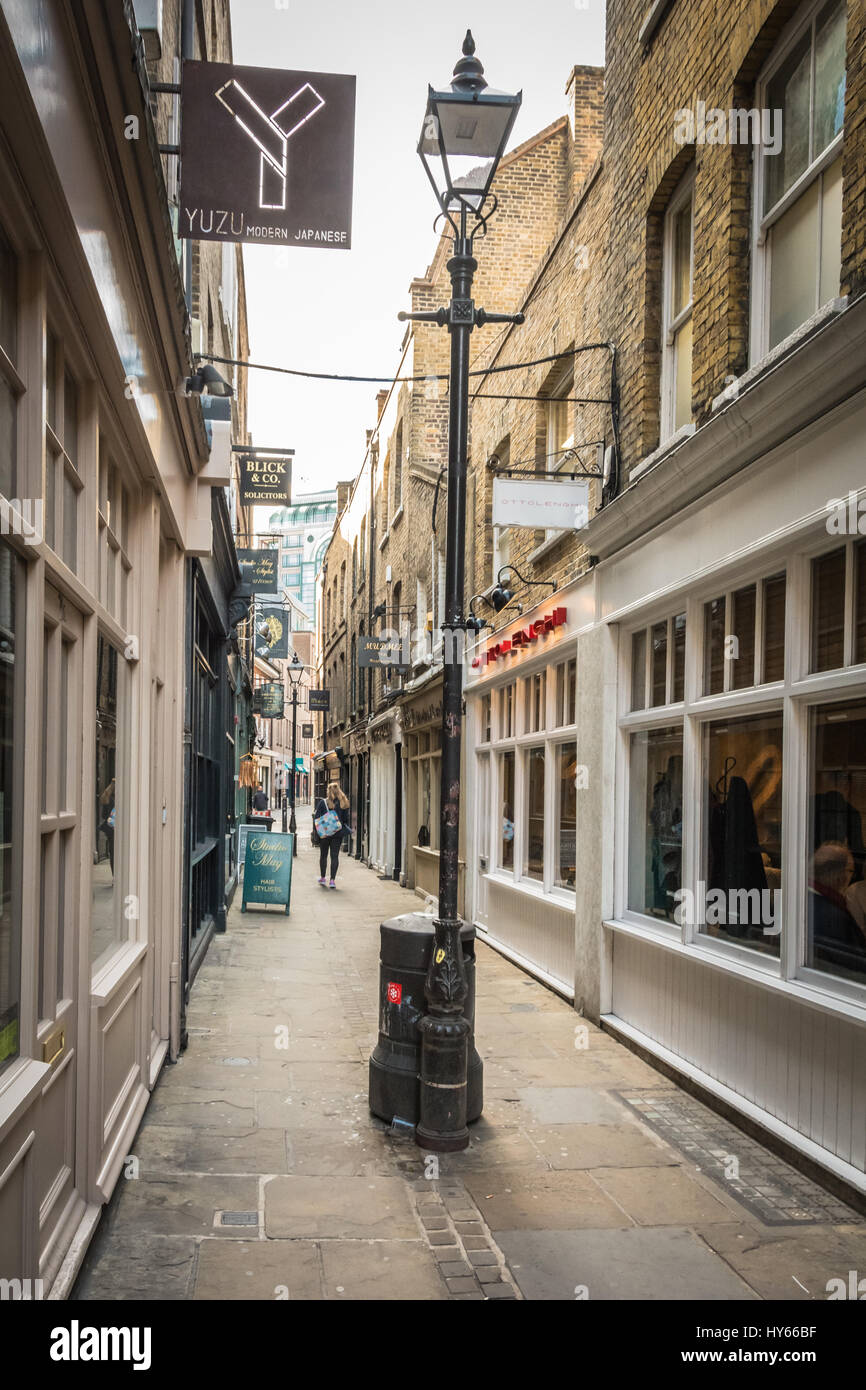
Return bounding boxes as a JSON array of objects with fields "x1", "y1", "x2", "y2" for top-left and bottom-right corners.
[{"x1": 452, "y1": 29, "x2": 487, "y2": 91}]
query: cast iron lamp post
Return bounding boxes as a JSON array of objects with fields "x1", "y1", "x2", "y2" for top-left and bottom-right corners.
[
  {"x1": 398, "y1": 32, "x2": 523, "y2": 1152},
  {"x1": 286, "y1": 652, "x2": 305, "y2": 855}
]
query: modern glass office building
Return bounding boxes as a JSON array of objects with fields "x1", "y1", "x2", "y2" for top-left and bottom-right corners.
[{"x1": 268, "y1": 492, "x2": 337, "y2": 624}]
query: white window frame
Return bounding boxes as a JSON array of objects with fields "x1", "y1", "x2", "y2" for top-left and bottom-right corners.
[
  {"x1": 542, "y1": 373, "x2": 576, "y2": 546},
  {"x1": 478, "y1": 656, "x2": 577, "y2": 901},
  {"x1": 660, "y1": 167, "x2": 695, "y2": 445},
  {"x1": 613, "y1": 544, "x2": 866, "y2": 1016},
  {"x1": 749, "y1": 0, "x2": 846, "y2": 363}
]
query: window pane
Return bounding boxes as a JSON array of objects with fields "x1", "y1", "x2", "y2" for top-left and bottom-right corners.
[
  {"x1": 769, "y1": 177, "x2": 820, "y2": 348},
  {"x1": 524, "y1": 746, "x2": 545, "y2": 881},
  {"x1": 856, "y1": 543, "x2": 866, "y2": 666},
  {"x1": 673, "y1": 315, "x2": 693, "y2": 430},
  {"x1": 701, "y1": 711, "x2": 783, "y2": 955},
  {"x1": 481, "y1": 693, "x2": 491, "y2": 743},
  {"x1": 811, "y1": 548, "x2": 846, "y2": 672},
  {"x1": 556, "y1": 744, "x2": 577, "y2": 889},
  {"x1": 566, "y1": 656, "x2": 576, "y2": 724},
  {"x1": 765, "y1": 29, "x2": 812, "y2": 212},
  {"x1": 0, "y1": 545, "x2": 19, "y2": 1074},
  {"x1": 500, "y1": 750, "x2": 515, "y2": 871},
  {"x1": 45, "y1": 331, "x2": 57, "y2": 433},
  {"x1": 731, "y1": 584, "x2": 756, "y2": 690},
  {"x1": 0, "y1": 228, "x2": 17, "y2": 359},
  {"x1": 0, "y1": 377, "x2": 14, "y2": 500},
  {"x1": 501, "y1": 683, "x2": 514, "y2": 738},
  {"x1": 45, "y1": 452, "x2": 57, "y2": 551},
  {"x1": 762, "y1": 573, "x2": 786, "y2": 682},
  {"x1": 92, "y1": 636, "x2": 128, "y2": 970},
  {"x1": 651, "y1": 621, "x2": 667, "y2": 706},
  {"x1": 814, "y1": 0, "x2": 847, "y2": 156},
  {"x1": 819, "y1": 155, "x2": 843, "y2": 307},
  {"x1": 631, "y1": 629, "x2": 646, "y2": 711},
  {"x1": 672, "y1": 613, "x2": 686, "y2": 701},
  {"x1": 63, "y1": 371, "x2": 78, "y2": 464},
  {"x1": 704, "y1": 597, "x2": 725, "y2": 695},
  {"x1": 526, "y1": 672, "x2": 545, "y2": 733},
  {"x1": 628, "y1": 726, "x2": 682, "y2": 921},
  {"x1": 808, "y1": 699, "x2": 866, "y2": 983},
  {"x1": 63, "y1": 469, "x2": 77, "y2": 570},
  {"x1": 671, "y1": 198, "x2": 692, "y2": 317}
]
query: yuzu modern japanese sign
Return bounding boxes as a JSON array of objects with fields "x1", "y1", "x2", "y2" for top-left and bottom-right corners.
[{"x1": 180, "y1": 61, "x2": 356, "y2": 248}]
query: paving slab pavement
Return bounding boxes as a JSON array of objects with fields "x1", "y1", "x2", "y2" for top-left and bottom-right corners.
[{"x1": 73, "y1": 836, "x2": 865, "y2": 1302}]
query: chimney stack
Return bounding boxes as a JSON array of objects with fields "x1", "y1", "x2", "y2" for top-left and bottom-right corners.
[{"x1": 566, "y1": 66, "x2": 604, "y2": 198}]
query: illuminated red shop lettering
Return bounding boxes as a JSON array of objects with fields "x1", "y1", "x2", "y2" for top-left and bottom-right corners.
[{"x1": 477, "y1": 608, "x2": 567, "y2": 666}]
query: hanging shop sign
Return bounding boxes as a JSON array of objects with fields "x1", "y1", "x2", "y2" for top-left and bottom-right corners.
[
  {"x1": 238, "y1": 453, "x2": 293, "y2": 507},
  {"x1": 308, "y1": 689, "x2": 330, "y2": 711},
  {"x1": 236, "y1": 548, "x2": 278, "y2": 592},
  {"x1": 258, "y1": 682, "x2": 285, "y2": 718},
  {"x1": 473, "y1": 607, "x2": 568, "y2": 668},
  {"x1": 301, "y1": 722, "x2": 315, "y2": 738},
  {"x1": 180, "y1": 60, "x2": 356, "y2": 248},
  {"x1": 254, "y1": 607, "x2": 289, "y2": 660},
  {"x1": 358, "y1": 635, "x2": 410, "y2": 669},
  {"x1": 492, "y1": 477, "x2": 590, "y2": 531},
  {"x1": 241, "y1": 830, "x2": 294, "y2": 914}
]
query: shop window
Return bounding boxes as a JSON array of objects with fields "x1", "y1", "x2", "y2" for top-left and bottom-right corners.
[
  {"x1": 555, "y1": 745, "x2": 578, "y2": 888},
  {"x1": 500, "y1": 750, "x2": 515, "y2": 871},
  {"x1": 0, "y1": 545, "x2": 19, "y2": 1074},
  {"x1": 700, "y1": 711, "x2": 783, "y2": 956},
  {"x1": 0, "y1": 226, "x2": 19, "y2": 498},
  {"x1": 632, "y1": 612, "x2": 687, "y2": 710},
  {"x1": 807, "y1": 698, "x2": 866, "y2": 983},
  {"x1": 555, "y1": 657, "x2": 577, "y2": 726},
  {"x1": 524, "y1": 746, "x2": 545, "y2": 881},
  {"x1": 660, "y1": 168, "x2": 694, "y2": 441},
  {"x1": 703, "y1": 575, "x2": 786, "y2": 695},
  {"x1": 44, "y1": 332, "x2": 83, "y2": 570},
  {"x1": 92, "y1": 633, "x2": 129, "y2": 972},
  {"x1": 628, "y1": 726, "x2": 683, "y2": 922},
  {"x1": 755, "y1": 0, "x2": 846, "y2": 353}
]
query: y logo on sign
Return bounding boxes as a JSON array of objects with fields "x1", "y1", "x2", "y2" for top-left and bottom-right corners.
[
  {"x1": 386, "y1": 982, "x2": 402, "y2": 1005},
  {"x1": 214, "y1": 79, "x2": 325, "y2": 211}
]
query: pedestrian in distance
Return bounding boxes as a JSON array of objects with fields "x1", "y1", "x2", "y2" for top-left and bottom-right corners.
[
  {"x1": 252, "y1": 781, "x2": 268, "y2": 813},
  {"x1": 313, "y1": 782, "x2": 351, "y2": 889}
]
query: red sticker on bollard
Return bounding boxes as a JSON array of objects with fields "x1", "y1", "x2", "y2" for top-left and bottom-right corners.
[{"x1": 386, "y1": 982, "x2": 402, "y2": 1004}]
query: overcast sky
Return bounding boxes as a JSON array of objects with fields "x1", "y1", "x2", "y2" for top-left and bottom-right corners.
[{"x1": 230, "y1": 0, "x2": 605, "y2": 495}]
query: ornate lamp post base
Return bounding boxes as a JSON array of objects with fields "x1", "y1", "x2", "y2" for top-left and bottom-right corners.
[{"x1": 416, "y1": 994, "x2": 471, "y2": 1151}]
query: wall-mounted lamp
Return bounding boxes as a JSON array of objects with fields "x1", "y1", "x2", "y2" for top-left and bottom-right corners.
[
  {"x1": 490, "y1": 565, "x2": 556, "y2": 613},
  {"x1": 185, "y1": 362, "x2": 233, "y2": 397}
]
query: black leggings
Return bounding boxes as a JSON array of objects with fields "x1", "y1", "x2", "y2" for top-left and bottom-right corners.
[{"x1": 319, "y1": 833, "x2": 342, "y2": 880}]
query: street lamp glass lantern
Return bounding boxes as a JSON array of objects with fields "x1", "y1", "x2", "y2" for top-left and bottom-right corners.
[{"x1": 418, "y1": 31, "x2": 521, "y2": 215}]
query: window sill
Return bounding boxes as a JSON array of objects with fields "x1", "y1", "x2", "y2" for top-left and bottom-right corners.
[
  {"x1": 729, "y1": 297, "x2": 848, "y2": 408},
  {"x1": 604, "y1": 917, "x2": 866, "y2": 1025},
  {"x1": 391, "y1": 504, "x2": 404, "y2": 528},
  {"x1": 378, "y1": 530, "x2": 389, "y2": 551},
  {"x1": 484, "y1": 870, "x2": 575, "y2": 908},
  {"x1": 527, "y1": 529, "x2": 570, "y2": 564},
  {"x1": 638, "y1": 0, "x2": 675, "y2": 47},
  {"x1": 630, "y1": 423, "x2": 696, "y2": 483}
]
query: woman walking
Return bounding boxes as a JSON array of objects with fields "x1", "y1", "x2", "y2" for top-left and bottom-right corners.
[{"x1": 314, "y1": 782, "x2": 351, "y2": 888}]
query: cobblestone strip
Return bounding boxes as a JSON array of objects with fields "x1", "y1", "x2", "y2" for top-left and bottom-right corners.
[{"x1": 403, "y1": 1171, "x2": 521, "y2": 1301}]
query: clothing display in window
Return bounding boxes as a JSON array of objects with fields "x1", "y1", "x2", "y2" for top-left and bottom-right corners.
[
  {"x1": 649, "y1": 755, "x2": 683, "y2": 915},
  {"x1": 707, "y1": 774, "x2": 768, "y2": 936}
]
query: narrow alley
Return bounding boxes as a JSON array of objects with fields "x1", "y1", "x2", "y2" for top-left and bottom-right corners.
[{"x1": 73, "y1": 843, "x2": 865, "y2": 1303}]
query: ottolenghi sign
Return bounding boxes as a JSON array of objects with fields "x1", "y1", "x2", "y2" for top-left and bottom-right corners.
[{"x1": 180, "y1": 61, "x2": 356, "y2": 248}]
